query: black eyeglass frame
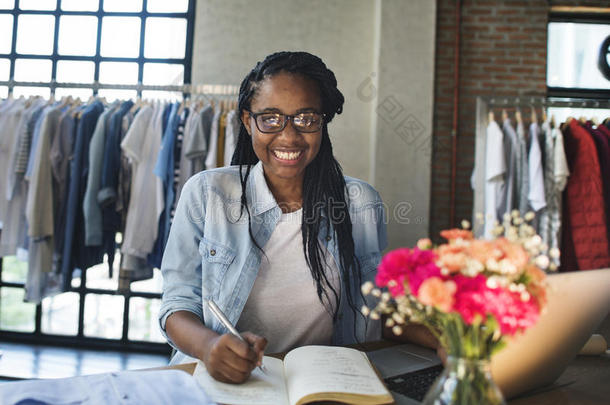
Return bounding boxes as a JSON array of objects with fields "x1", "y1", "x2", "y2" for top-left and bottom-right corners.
[{"x1": 247, "y1": 110, "x2": 326, "y2": 133}]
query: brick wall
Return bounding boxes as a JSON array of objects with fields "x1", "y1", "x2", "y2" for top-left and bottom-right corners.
[{"x1": 430, "y1": 0, "x2": 550, "y2": 241}]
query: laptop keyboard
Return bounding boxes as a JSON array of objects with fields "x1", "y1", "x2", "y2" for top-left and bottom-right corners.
[{"x1": 384, "y1": 364, "x2": 444, "y2": 402}]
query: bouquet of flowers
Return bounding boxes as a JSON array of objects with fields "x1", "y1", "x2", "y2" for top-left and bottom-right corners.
[{"x1": 362, "y1": 212, "x2": 556, "y2": 404}]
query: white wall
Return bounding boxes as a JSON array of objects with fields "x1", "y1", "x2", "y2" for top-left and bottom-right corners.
[
  {"x1": 192, "y1": 0, "x2": 376, "y2": 182},
  {"x1": 191, "y1": 0, "x2": 436, "y2": 248}
]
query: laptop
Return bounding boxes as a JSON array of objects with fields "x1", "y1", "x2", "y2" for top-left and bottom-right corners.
[{"x1": 367, "y1": 268, "x2": 610, "y2": 404}]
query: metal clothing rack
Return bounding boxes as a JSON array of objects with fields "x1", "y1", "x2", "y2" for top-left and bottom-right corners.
[
  {"x1": 472, "y1": 96, "x2": 610, "y2": 237},
  {"x1": 0, "y1": 80, "x2": 240, "y2": 96},
  {"x1": 479, "y1": 95, "x2": 610, "y2": 109}
]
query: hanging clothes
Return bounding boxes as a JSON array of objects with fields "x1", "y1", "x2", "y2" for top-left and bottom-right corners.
[
  {"x1": 527, "y1": 122, "x2": 546, "y2": 214},
  {"x1": 60, "y1": 101, "x2": 105, "y2": 291},
  {"x1": 484, "y1": 120, "x2": 505, "y2": 238},
  {"x1": 538, "y1": 120, "x2": 569, "y2": 269},
  {"x1": 584, "y1": 121, "x2": 610, "y2": 245},
  {"x1": 499, "y1": 118, "x2": 518, "y2": 220},
  {"x1": 224, "y1": 109, "x2": 240, "y2": 166},
  {"x1": 561, "y1": 119, "x2": 610, "y2": 271},
  {"x1": 516, "y1": 119, "x2": 529, "y2": 215}
]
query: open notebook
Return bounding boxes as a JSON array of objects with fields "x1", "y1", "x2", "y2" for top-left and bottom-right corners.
[{"x1": 192, "y1": 345, "x2": 393, "y2": 405}]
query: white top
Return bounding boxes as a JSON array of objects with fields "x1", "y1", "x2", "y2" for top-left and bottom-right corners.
[
  {"x1": 120, "y1": 103, "x2": 165, "y2": 258},
  {"x1": 485, "y1": 120, "x2": 506, "y2": 238},
  {"x1": 236, "y1": 208, "x2": 340, "y2": 354}
]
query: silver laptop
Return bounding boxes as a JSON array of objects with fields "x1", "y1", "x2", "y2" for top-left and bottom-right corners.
[{"x1": 367, "y1": 268, "x2": 610, "y2": 404}]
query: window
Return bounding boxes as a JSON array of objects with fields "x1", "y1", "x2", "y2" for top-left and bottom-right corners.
[
  {"x1": 0, "y1": 0, "x2": 194, "y2": 101},
  {"x1": 547, "y1": 9, "x2": 610, "y2": 122},
  {"x1": 0, "y1": 0, "x2": 195, "y2": 353}
]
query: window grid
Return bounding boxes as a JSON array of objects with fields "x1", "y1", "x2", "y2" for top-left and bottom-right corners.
[
  {"x1": 0, "y1": 0, "x2": 195, "y2": 354},
  {"x1": 0, "y1": 0, "x2": 194, "y2": 96}
]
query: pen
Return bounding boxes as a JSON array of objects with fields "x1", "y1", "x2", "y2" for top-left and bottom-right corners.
[{"x1": 206, "y1": 299, "x2": 267, "y2": 373}]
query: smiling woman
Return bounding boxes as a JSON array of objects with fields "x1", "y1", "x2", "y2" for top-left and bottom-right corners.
[{"x1": 159, "y1": 51, "x2": 388, "y2": 384}]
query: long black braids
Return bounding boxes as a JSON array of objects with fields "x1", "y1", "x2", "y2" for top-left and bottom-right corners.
[{"x1": 231, "y1": 51, "x2": 365, "y2": 333}]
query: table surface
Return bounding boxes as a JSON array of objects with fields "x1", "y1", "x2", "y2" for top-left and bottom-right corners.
[{"x1": 171, "y1": 341, "x2": 610, "y2": 405}]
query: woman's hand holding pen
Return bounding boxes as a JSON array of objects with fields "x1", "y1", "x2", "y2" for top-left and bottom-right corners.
[{"x1": 202, "y1": 331, "x2": 267, "y2": 384}]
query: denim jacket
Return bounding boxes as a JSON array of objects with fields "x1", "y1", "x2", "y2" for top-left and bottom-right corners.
[{"x1": 159, "y1": 161, "x2": 387, "y2": 361}]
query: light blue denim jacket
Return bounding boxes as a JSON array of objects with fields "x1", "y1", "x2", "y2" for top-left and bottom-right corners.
[{"x1": 159, "y1": 161, "x2": 387, "y2": 361}]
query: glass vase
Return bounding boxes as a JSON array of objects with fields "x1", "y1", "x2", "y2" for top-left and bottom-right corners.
[{"x1": 422, "y1": 356, "x2": 506, "y2": 405}]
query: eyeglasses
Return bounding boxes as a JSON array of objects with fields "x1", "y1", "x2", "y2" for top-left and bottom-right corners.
[{"x1": 248, "y1": 110, "x2": 325, "y2": 133}]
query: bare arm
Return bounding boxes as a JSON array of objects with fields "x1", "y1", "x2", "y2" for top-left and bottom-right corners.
[
  {"x1": 165, "y1": 310, "x2": 267, "y2": 384},
  {"x1": 383, "y1": 321, "x2": 439, "y2": 349}
]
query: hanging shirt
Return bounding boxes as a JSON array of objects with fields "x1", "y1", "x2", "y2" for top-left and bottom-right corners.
[
  {"x1": 516, "y1": 120, "x2": 529, "y2": 215},
  {"x1": 83, "y1": 105, "x2": 117, "y2": 247},
  {"x1": 0, "y1": 98, "x2": 26, "y2": 231},
  {"x1": 499, "y1": 118, "x2": 518, "y2": 221},
  {"x1": 120, "y1": 103, "x2": 164, "y2": 259},
  {"x1": 204, "y1": 109, "x2": 222, "y2": 170},
  {"x1": 485, "y1": 120, "x2": 505, "y2": 238},
  {"x1": 527, "y1": 122, "x2": 546, "y2": 212},
  {"x1": 224, "y1": 109, "x2": 240, "y2": 166},
  {"x1": 0, "y1": 99, "x2": 45, "y2": 257},
  {"x1": 25, "y1": 105, "x2": 65, "y2": 303}
]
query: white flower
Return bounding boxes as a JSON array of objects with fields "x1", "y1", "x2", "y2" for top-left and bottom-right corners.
[
  {"x1": 370, "y1": 311, "x2": 380, "y2": 320},
  {"x1": 524, "y1": 211, "x2": 535, "y2": 221},
  {"x1": 361, "y1": 281, "x2": 374, "y2": 295},
  {"x1": 486, "y1": 277, "x2": 499, "y2": 289},
  {"x1": 371, "y1": 288, "x2": 382, "y2": 298},
  {"x1": 520, "y1": 291, "x2": 531, "y2": 301},
  {"x1": 511, "y1": 210, "x2": 520, "y2": 218},
  {"x1": 535, "y1": 255, "x2": 550, "y2": 269},
  {"x1": 361, "y1": 305, "x2": 370, "y2": 316},
  {"x1": 392, "y1": 312, "x2": 405, "y2": 324},
  {"x1": 385, "y1": 318, "x2": 395, "y2": 327},
  {"x1": 499, "y1": 258, "x2": 517, "y2": 274},
  {"x1": 461, "y1": 219, "x2": 471, "y2": 229},
  {"x1": 392, "y1": 325, "x2": 403, "y2": 336},
  {"x1": 381, "y1": 292, "x2": 391, "y2": 302},
  {"x1": 549, "y1": 247, "x2": 561, "y2": 259}
]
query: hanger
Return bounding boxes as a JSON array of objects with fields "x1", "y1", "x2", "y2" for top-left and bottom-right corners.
[
  {"x1": 578, "y1": 116, "x2": 587, "y2": 124},
  {"x1": 488, "y1": 110, "x2": 495, "y2": 124},
  {"x1": 530, "y1": 106, "x2": 537, "y2": 124},
  {"x1": 550, "y1": 114, "x2": 556, "y2": 129},
  {"x1": 515, "y1": 108, "x2": 523, "y2": 125},
  {"x1": 541, "y1": 107, "x2": 547, "y2": 123},
  {"x1": 502, "y1": 108, "x2": 508, "y2": 122},
  {"x1": 592, "y1": 116, "x2": 599, "y2": 126}
]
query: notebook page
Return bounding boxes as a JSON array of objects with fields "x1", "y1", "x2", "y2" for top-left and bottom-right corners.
[
  {"x1": 284, "y1": 345, "x2": 390, "y2": 404},
  {"x1": 192, "y1": 356, "x2": 288, "y2": 405}
]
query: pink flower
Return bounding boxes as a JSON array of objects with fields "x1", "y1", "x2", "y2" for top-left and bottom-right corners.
[
  {"x1": 451, "y1": 274, "x2": 541, "y2": 335},
  {"x1": 418, "y1": 277, "x2": 457, "y2": 312},
  {"x1": 376, "y1": 248, "x2": 440, "y2": 297}
]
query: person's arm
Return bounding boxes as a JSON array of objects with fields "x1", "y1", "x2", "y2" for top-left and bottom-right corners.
[
  {"x1": 158, "y1": 175, "x2": 266, "y2": 383},
  {"x1": 165, "y1": 311, "x2": 266, "y2": 384},
  {"x1": 383, "y1": 320, "x2": 447, "y2": 362}
]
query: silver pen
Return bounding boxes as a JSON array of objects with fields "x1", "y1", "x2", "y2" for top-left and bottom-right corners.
[{"x1": 206, "y1": 299, "x2": 267, "y2": 373}]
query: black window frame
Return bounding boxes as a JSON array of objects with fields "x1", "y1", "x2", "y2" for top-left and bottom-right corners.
[{"x1": 0, "y1": 0, "x2": 196, "y2": 355}]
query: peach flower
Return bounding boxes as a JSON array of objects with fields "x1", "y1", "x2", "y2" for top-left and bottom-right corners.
[
  {"x1": 494, "y1": 238, "x2": 529, "y2": 270},
  {"x1": 437, "y1": 243, "x2": 467, "y2": 273},
  {"x1": 417, "y1": 277, "x2": 457, "y2": 312},
  {"x1": 440, "y1": 228, "x2": 474, "y2": 242}
]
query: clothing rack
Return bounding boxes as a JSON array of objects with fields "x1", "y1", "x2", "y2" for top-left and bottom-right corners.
[
  {"x1": 0, "y1": 80, "x2": 239, "y2": 96},
  {"x1": 480, "y1": 95, "x2": 610, "y2": 109},
  {"x1": 472, "y1": 96, "x2": 610, "y2": 237}
]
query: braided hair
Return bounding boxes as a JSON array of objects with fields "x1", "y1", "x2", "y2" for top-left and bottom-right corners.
[{"x1": 231, "y1": 51, "x2": 363, "y2": 327}]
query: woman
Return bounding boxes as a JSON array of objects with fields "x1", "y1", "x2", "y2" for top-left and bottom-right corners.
[{"x1": 158, "y1": 51, "x2": 387, "y2": 383}]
